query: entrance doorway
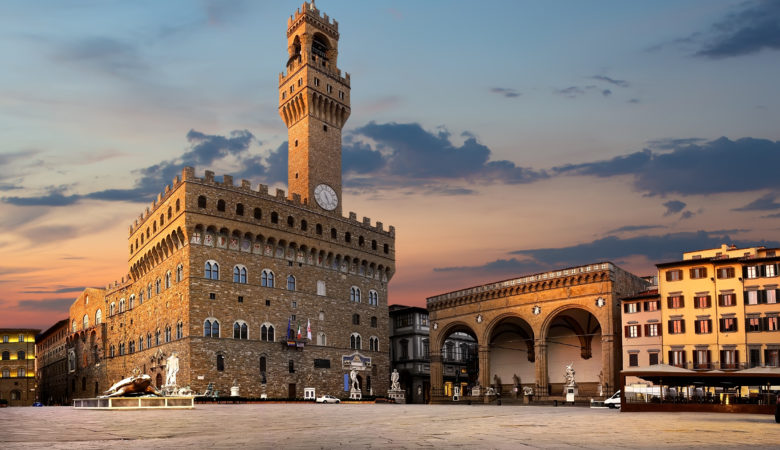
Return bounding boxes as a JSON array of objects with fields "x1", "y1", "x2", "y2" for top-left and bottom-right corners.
[{"x1": 288, "y1": 383, "x2": 296, "y2": 399}]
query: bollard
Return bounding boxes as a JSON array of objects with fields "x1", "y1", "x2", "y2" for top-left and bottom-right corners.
[{"x1": 554, "y1": 400, "x2": 558, "y2": 407}]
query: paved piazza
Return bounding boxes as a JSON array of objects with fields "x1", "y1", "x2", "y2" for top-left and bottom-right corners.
[{"x1": 1, "y1": 404, "x2": 777, "y2": 449}]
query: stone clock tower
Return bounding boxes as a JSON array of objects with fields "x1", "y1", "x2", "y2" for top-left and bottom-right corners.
[{"x1": 279, "y1": 1, "x2": 350, "y2": 215}]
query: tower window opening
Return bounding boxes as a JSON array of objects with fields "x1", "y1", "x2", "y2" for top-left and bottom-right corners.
[
  {"x1": 294, "y1": 140, "x2": 298, "y2": 147},
  {"x1": 314, "y1": 77, "x2": 320, "y2": 87},
  {"x1": 327, "y1": 84, "x2": 332, "y2": 94},
  {"x1": 312, "y1": 34, "x2": 329, "y2": 60},
  {"x1": 323, "y1": 125, "x2": 328, "y2": 132}
]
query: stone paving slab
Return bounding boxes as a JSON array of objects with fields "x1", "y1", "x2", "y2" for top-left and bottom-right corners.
[{"x1": 0, "y1": 404, "x2": 777, "y2": 449}]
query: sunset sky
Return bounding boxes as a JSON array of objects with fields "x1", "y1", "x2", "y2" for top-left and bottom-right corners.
[{"x1": 2, "y1": 0, "x2": 779, "y2": 330}]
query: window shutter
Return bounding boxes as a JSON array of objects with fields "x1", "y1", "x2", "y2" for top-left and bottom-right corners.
[
  {"x1": 680, "y1": 296, "x2": 685, "y2": 308},
  {"x1": 735, "y1": 350, "x2": 740, "y2": 365},
  {"x1": 667, "y1": 297, "x2": 672, "y2": 308},
  {"x1": 720, "y1": 350, "x2": 725, "y2": 365},
  {"x1": 719, "y1": 318, "x2": 725, "y2": 332},
  {"x1": 743, "y1": 266, "x2": 748, "y2": 279},
  {"x1": 624, "y1": 326, "x2": 629, "y2": 338},
  {"x1": 760, "y1": 265, "x2": 766, "y2": 277},
  {"x1": 762, "y1": 317, "x2": 769, "y2": 331},
  {"x1": 644, "y1": 324, "x2": 649, "y2": 336},
  {"x1": 760, "y1": 290, "x2": 768, "y2": 304},
  {"x1": 706, "y1": 350, "x2": 711, "y2": 364},
  {"x1": 718, "y1": 294, "x2": 724, "y2": 306},
  {"x1": 637, "y1": 326, "x2": 642, "y2": 338},
  {"x1": 657, "y1": 324, "x2": 662, "y2": 336},
  {"x1": 668, "y1": 350, "x2": 673, "y2": 365},
  {"x1": 668, "y1": 321, "x2": 673, "y2": 334},
  {"x1": 682, "y1": 351, "x2": 687, "y2": 364},
  {"x1": 706, "y1": 296, "x2": 712, "y2": 308},
  {"x1": 681, "y1": 320, "x2": 686, "y2": 333},
  {"x1": 623, "y1": 303, "x2": 629, "y2": 313}
]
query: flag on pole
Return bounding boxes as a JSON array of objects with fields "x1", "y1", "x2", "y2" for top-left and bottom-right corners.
[
  {"x1": 306, "y1": 319, "x2": 312, "y2": 340},
  {"x1": 287, "y1": 317, "x2": 291, "y2": 339},
  {"x1": 297, "y1": 322, "x2": 302, "y2": 339}
]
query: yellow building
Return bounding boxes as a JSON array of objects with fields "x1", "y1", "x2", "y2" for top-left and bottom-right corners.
[
  {"x1": 657, "y1": 244, "x2": 779, "y2": 370},
  {"x1": 0, "y1": 329, "x2": 39, "y2": 406}
]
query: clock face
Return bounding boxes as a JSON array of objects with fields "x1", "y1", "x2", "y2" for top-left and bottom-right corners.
[{"x1": 314, "y1": 184, "x2": 338, "y2": 211}]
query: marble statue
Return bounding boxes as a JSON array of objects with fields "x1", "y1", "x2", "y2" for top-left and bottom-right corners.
[
  {"x1": 102, "y1": 373, "x2": 162, "y2": 398},
  {"x1": 390, "y1": 369, "x2": 400, "y2": 391},
  {"x1": 564, "y1": 363, "x2": 576, "y2": 386},
  {"x1": 165, "y1": 352, "x2": 179, "y2": 387},
  {"x1": 350, "y1": 369, "x2": 359, "y2": 391}
]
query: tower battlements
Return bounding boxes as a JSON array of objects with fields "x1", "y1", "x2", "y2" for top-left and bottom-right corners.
[
  {"x1": 129, "y1": 167, "x2": 393, "y2": 238},
  {"x1": 279, "y1": 57, "x2": 350, "y2": 86},
  {"x1": 288, "y1": 1, "x2": 339, "y2": 37}
]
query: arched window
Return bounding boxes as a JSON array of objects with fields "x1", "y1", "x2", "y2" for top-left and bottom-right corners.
[
  {"x1": 176, "y1": 264, "x2": 183, "y2": 282},
  {"x1": 165, "y1": 271, "x2": 171, "y2": 289},
  {"x1": 119, "y1": 298, "x2": 125, "y2": 313},
  {"x1": 253, "y1": 208, "x2": 262, "y2": 220},
  {"x1": 205, "y1": 260, "x2": 220, "y2": 280},
  {"x1": 352, "y1": 313, "x2": 360, "y2": 325},
  {"x1": 233, "y1": 321, "x2": 248, "y2": 339},
  {"x1": 260, "y1": 356, "x2": 267, "y2": 373},
  {"x1": 147, "y1": 333, "x2": 152, "y2": 349},
  {"x1": 160, "y1": 213, "x2": 165, "y2": 226},
  {"x1": 345, "y1": 232, "x2": 351, "y2": 243},
  {"x1": 316, "y1": 224, "x2": 323, "y2": 235},
  {"x1": 95, "y1": 309, "x2": 102, "y2": 325},
  {"x1": 371, "y1": 239, "x2": 377, "y2": 250},
  {"x1": 109, "y1": 303, "x2": 115, "y2": 316},
  {"x1": 176, "y1": 322, "x2": 183, "y2": 339},
  {"x1": 155, "y1": 329, "x2": 160, "y2": 346},
  {"x1": 18, "y1": 368, "x2": 26, "y2": 377},
  {"x1": 18, "y1": 350, "x2": 25, "y2": 360},
  {"x1": 129, "y1": 340, "x2": 135, "y2": 353},
  {"x1": 236, "y1": 203, "x2": 244, "y2": 216},
  {"x1": 72, "y1": 319, "x2": 77, "y2": 332},
  {"x1": 271, "y1": 212, "x2": 279, "y2": 223},
  {"x1": 350, "y1": 287, "x2": 361, "y2": 303},
  {"x1": 109, "y1": 345, "x2": 114, "y2": 358},
  {"x1": 233, "y1": 265, "x2": 247, "y2": 283},
  {"x1": 165, "y1": 325, "x2": 171, "y2": 343},
  {"x1": 371, "y1": 316, "x2": 377, "y2": 328},
  {"x1": 359, "y1": 236, "x2": 365, "y2": 247},
  {"x1": 1, "y1": 351, "x2": 9, "y2": 360},
  {"x1": 317, "y1": 280, "x2": 326, "y2": 296},
  {"x1": 175, "y1": 198, "x2": 180, "y2": 212},
  {"x1": 260, "y1": 323, "x2": 275, "y2": 342},
  {"x1": 147, "y1": 283, "x2": 152, "y2": 299},
  {"x1": 198, "y1": 196, "x2": 207, "y2": 208},
  {"x1": 82, "y1": 314, "x2": 89, "y2": 330},
  {"x1": 128, "y1": 295, "x2": 135, "y2": 310},
  {"x1": 287, "y1": 216, "x2": 294, "y2": 227},
  {"x1": 317, "y1": 332, "x2": 327, "y2": 346},
  {"x1": 350, "y1": 333, "x2": 361, "y2": 350},
  {"x1": 1, "y1": 368, "x2": 8, "y2": 377},
  {"x1": 138, "y1": 336, "x2": 143, "y2": 351},
  {"x1": 261, "y1": 269, "x2": 275, "y2": 287},
  {"x1": 369, "y1": 337, "x2": 379, "y2": 352},
  {"x1": 155, "y1": 278, "x2": 161, "y2": 294},
  {"x1": 330, "y1": 228, "x2": 337, "y2": 239},
  {"x1": 217, "y1": 199, "x2": 226, "y2": 212},
  {"x1": 287, "y1": 275, "x2": 296, "y2": 291},
  {"x1": 204, "y1": 319, "x2": 219, "y2": 338},
  {"x1": 138, "y1": 291, "x2": 144, "y2": 305},
  {"x1": 368, "y1": 290, "x2": 379, "y2": 306},
  {"x1": 217, "y1": 354, "x2": 225, "y2": 371},
  {"x1": 301, "y1": 220, "x2": 308, "y2": 231}
]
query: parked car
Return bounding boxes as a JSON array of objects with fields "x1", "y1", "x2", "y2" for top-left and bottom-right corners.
[
  {"x1": 316, "y1": 394, "x2": 340, "y2": 404},
  {"x1": 604, "y1": 391, "x2": 621, "y2": 409}
]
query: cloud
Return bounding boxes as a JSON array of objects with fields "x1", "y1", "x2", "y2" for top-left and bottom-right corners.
[
  {"x1": 733, "y1": 193, "x2": 780, "y2": 211},
  {"x1": 437, "y1": 230, "x2": 780, "y2": 273},
  {"x1": 606, "y1": 225, "x2": 664, "y2": 234},
  {"x1": 695, "y1": 0, "x2": 780, "y2": 58},
  {"x1": 646, "y1": 138, "x2": 705, "y2": 150},
  {"x1": 3, "y1": 129, "x2": 261, "y2": 206},
  {"x1": 56, "y1": 36, "x2": 147, "y2": 78},
  {"x1": 21, "y1": 286, "x2": 85, "y2": 294},
  {"x1": 490, "y1": 87, "x2": 521, "y2": 98},
  {"x1": 602, "y1": 89, "x2": 612, "y2": 97},
  {"x1": 344, "y1": 122, "x2": 547, "y2": 189},
  {"x1": 663, "y1": 200, "x2": 687, "y2": 216},
  {"x1": 627, "y1": 98, "x2": 640, "y2": 104},
  {"x1": 14, "y1": 298, "x2": 73, "y2": 312},
  {"x1": 554, "y1": 137, "x2": 780, "y2": 196},
  {"x1": 592, "y1": 75, "x2": 629, "y2": 88},
  {"x1": 680, "y1": 211, "x2": 694, "y2": 220},
  {"x1": 555, "y1": 86, "x2": 588, "y2": 98}
]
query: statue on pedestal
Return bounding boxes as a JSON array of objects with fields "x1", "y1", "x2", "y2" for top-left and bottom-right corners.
[
  {"x1": 350, "y1": 369, "x2": 359, "y2": 391},
  {"x1": 165, "y1": 352, "x2": 179, "y2": 388},
  {"x1": 564, "y1": 363, "x2": 576, "y2": 386},
  {"x1": 390, "y1": 369, "x2": 400, "y2": 391}
]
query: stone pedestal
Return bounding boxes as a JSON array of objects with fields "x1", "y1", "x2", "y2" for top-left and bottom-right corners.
[
  {"x1": 349, "y1": 388, "x2": 362, "y2": 400},
  {"x1": 388, "y1": 389, "x2": 405, "y2": 404},
  {"x1": 565, "y1": 385, "x2": 578, "y2": 403},
  {"x1": 230, "y1": 386, "x2": 240, "y2": 397}
]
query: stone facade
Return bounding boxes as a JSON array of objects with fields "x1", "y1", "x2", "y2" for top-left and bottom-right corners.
[
  {"x1": 62, "y1": 1, "x2": 396, "y2": 402},
  {"x1": 427, "y1": 262, "x2": 648, "y2": 402},
  {"x1": 0, "y1": 328, "x2": 39, "y2": 406},
  {"x1": 35, "y1": 319, "x2": 69, "y2": 405}
]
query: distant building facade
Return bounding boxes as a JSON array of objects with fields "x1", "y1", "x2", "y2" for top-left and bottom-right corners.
[
  {"x1": 427, "y1": 262, "x2": 648, "y2": 402},
  {"x1": 36, "y1": 319, "x2": 69, "y2": 405},
  {"x1": 656, "y1": 244, "x2": 779, "y2": 370},
  {"x1": 62, "y1": 2, "x2": 396, "y2": 402},
  {"x1": 620, "y1": 289, "x2": 661, "y2": 387},
  {"x1": 389, "y1": 305, "x2": 430, "y2": 403},
  {"x1": 0, "y1": 329, "x2": 39, "y2": 406}
]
